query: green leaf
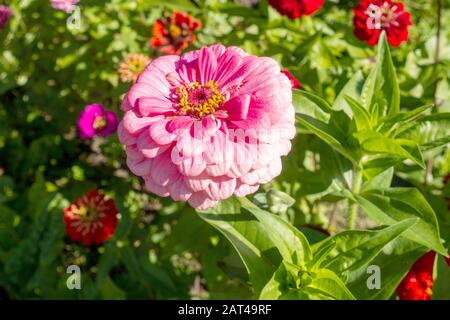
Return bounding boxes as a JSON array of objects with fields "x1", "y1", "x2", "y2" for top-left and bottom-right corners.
[
  {"x1": 296, "y1": 113, "x2": 357, "y2": 163},
  {"x1": 38, "y1": 210, "x2": 65, "y2": 267},
  {"x1": 292, "y1": 89, "x2": 330, "y2": 121},
  {"x1": 347, "y1": 238, "x2": 426, "y2": 299},
  {"x1": 298, "y1": 226, "x2": 330, "y2": 245},
  {"x1": 98, "y1": 276, "x2": 126, "y2": 300},
  {"x1": 143, "y1": 0, "x2": 200, "y2": 12},
  {"x1": 362, "y1": 167, "x2": 394, "y2": 191},
  {"x1": 363, "y1": 157, "x2": 402, "y2": 180},
  {"x1": 295, "y1": 90, "x2": 333, "y2": 114},
  {"x1": 198, "y1": 198, "x2": 279, "y2": 293},
  {"x1": 310, "y1": 240, "x2": 336, "y2": 270},
  {"x1": 260, "y1": 263, "x2": 355, "y2": 300},
  {"x1": 361, "y1": 32, "x2": 400, "y2": 118},
  {"x1": 433, "y1": 255, "x2": 450, "y2": 300},
  {"x1": 354, "y1": 130, "x2": 424, "y2": 167},
  {"x1": 377, "y1": 104, "x2": 433, "y2": 135},
  {"x1": 238, "y1": 197, "x2": 312, "y2": 266},
  {"x1": 354, "y1": 188, "x2": 447, "y2": 255},
  {"x1": 27, "y1": 172, "x2": 53, "y2": 220},
  {"x1": 311, "y1": 219, "x2": 417, "y2": 276},
  {"x1": 305, "y1": 269, "x2": 356, "y2": 300},
  {"x1": 332, "y1": 70, "x2": 365, "y2": 116},
  {"x1": 120, "y1": 246, "x2": 178, "y2": 296},
  {"x1": 265, "y1": 189, "x2": 295, "y2": 214},
  {"x1": 396, "y1": 113, "x2": 450, "y2": 150},
  {"x1": 259, "y1": 261, "x2": 300, "y2": 300},
  {"x1": 96, "y1": 243, "x2": 119, "y2": 288},
  {"x1": 344, "y1": 95, "x2": 371, "y2": 131}
]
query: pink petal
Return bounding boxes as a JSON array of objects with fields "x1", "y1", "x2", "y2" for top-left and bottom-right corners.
[
  {"x1": 198, "y1": 47, "x2": 218, "y2": 84},
  {"x1": 187, "y1": 192, "x2": 218, "y2": 210},
  {"x1": 250, "y1": 142, "x2": 273, "y2": 170},
  {"x1": 127, "y1": 157, "x2": 152, "y2": 176},
  {"x1": 203, "y1": 130, "x2": 233, "y2": 176},
  {"x1": 214, "y1": 50, "x2": 244, "y2": 88},
  {"x1": 177, "y1": 155, "x2": 206, "y2": 177},
  {"x1": 168, "y1": 177, "x2": 192, "y2": 201},
  {"x1": 117, "y1": 122, "x2": 135, "y2": 146},
  {"x1": 268, "y1": 157, "x2": 282, "y2": 178},
  {"x1": 234, "y1": 182, "x2": 259, "y2": 197},
  {"x1": 148, "y1": 120, "x2": 177, "y2": 145},
  {"x1": 136, "y1": 130, "x2": 171, "y2": 158},
  {"x1": 144, "y1": 176, "x2": 170, "y2": 197},
  {"x1": 123, "y1": 111, "x2": 162, "y2": 135},
  {"x1": 224, "y1": 94, "x2": 250, "y2": 120},
  {"x1": 175, "y1": 130, "x2": 205, "y2": 158},
  {"x1": 240, "y1": 167, "x2": 272, "y2": 185},
  {"x1": 150, "y1": 152, "x2": 180, "y2": 186},
  {"x1": 277, "y1": 139, "x2": 292, "y2": 156},
  {"x1": 185, "y1": 175, "x2": 211, "y2": 192},
  {"x1": 205, "y1": 177, "x2": 236, "y2": 201},
  {"x1": 121, "y1": 94, "x2": 132, "y2": 112},
  {"x1": 136, "y1": 96, "x2": 175, "y2": 117},
  {"x1": 227, "y1": 142, "x2": 253, "y2": 178}
]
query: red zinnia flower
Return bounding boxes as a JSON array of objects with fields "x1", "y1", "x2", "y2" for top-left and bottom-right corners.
[
  {"x1": 281, "y1": 69, "x2": 301, "y2": 89},
  {"x1": 396, "y1": 251, "x2": 436, "y2": 300},
  {"x1": 268, "y1": 0, "x2": 324, "y2": 19},
  {"x1": 64, "y1": 189, "x2": 118, "y2": 246},
  {"x1": 353, "y1": 0, "x2": 412, "y2": 47},
  {"x1": 149, "y1": 11, "x2": 201, "y2": 55}
]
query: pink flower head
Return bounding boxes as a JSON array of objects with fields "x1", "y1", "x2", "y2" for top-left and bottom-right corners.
[
  {"x1": 119, "y1": 44, "x2": 296, "y2": 210},
  {"x1": 78, "y1": 104, "x2": 118, "y2": 139},
  {"x1": 0, "y1": 5, "x2": 12, "y2": 31},
  {"x1": 51, "y1": 0, "x2": 79, "y2": 13}
]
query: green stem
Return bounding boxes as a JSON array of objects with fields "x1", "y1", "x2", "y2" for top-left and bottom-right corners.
[{"x1": 348, "y1": 167, "x2": 363, "y2": 229}]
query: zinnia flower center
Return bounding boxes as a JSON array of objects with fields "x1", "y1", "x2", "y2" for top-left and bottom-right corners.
[
  {"x1": 366, "y1": 2, "x2": 400, "y2": 29},
  {"x1": 176, "y1": 81, "x2": 225, "y2": 118},
  {"x1": 118, "y1": 54, "x2": 151, "y2": 83},
  {"x1": 78, "y1": 205, "x2": 98, "y2": 222},
  {"x1": 93, "y1": 115, "x2": 107, "y2": 131},
  {"x1": 169, "y1": 24, "x2": 182, "y2": 39}
]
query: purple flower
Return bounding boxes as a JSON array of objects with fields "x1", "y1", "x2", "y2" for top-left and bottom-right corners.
[
  {"x1": 78, "y1": 104, "x2": 118, "y2": 140},
  {"x1": 0, "y1": 5, "x2": 12, "y2": 31}
]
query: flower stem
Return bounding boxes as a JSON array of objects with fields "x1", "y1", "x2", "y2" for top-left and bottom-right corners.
[{"x1": 348, "y1": 167, "x2": 363, "y2": 229}]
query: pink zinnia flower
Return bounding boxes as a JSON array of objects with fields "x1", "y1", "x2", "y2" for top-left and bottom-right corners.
[
  {"x1": 78, "y1": 104, "x2": 118, "y2": 140},
  {"x1": 118, "y1": 44, "x2": 296, "y2": 210},
  {"x1": 51, "y1": 0, "x2": 79, "y2": 13},
  {"x1": 0, "y1": 5, "x2": 12, "y2": 31}
]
